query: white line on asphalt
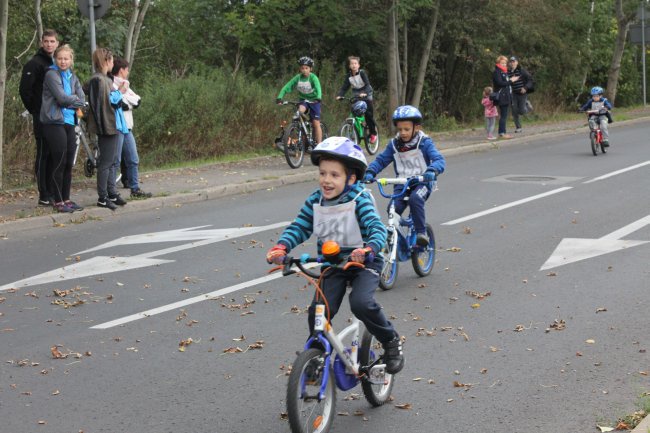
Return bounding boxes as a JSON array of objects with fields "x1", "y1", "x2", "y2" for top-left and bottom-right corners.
[
  {"x1": 441, "y1": 187, "x2": 573, "y2": 226},
  {"x1": 583, "y1": 160, "x2": 650, "y2": 184},
  {"x1": 90, "y1": 264, "x2": 318, "y2": 330}
]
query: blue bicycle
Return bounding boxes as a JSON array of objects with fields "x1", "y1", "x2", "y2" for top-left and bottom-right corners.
[
  {"x1": 271, "y1": 243, "x2": 394, "y2": 433},
  {"x1": 373, "y1": 176, "x2": 437, "y2": 290}
]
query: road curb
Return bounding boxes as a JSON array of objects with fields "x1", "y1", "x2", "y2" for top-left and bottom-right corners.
[{"x1": 632, "y1": 414, "x2": 650, "y2": 433}]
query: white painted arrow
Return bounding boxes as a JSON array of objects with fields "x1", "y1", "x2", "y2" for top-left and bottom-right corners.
[
  {"x1": 1, "y1": 222, "x2": 289, "y2": 292},
  {"x1": 540, "y1": 215, "x2": 650, "y2": 270}
]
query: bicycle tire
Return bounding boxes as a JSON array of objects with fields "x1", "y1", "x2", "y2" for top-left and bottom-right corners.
[
  {"x1": 339, "y1": 121, "x2": 358, "y2": 145},
  {"x1": 364, "y1": 126, "x2": 380, "y2": 155},
  {"x1": 590, "y1": 132, "x2": 598, "y2": 156},
  {"x1": 287, "y1": 348, "x2": 335, "y2": 433},
  {"x1": 360, "y1": 329, "x2": 394, "y2": 407},
  {"x1": 411, "y1": 224, "x2": 436, "y2": 277},
  {"x1": 379, "y1": 232, "x2": 399, "y2": 290},
  {"x1": 320, "y1": 121, "x2": 329, "y2": 140},
  {"x1": 600, "y1": 138, "x2": 607, "y2": 154},
  {"x1": 285, "y1": 123, "x2": 305, "y2": 169}
]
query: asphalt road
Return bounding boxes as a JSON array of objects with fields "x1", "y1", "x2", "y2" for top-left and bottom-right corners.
[{"x1": 1, "y1": 122, "x2": 649, "y2": 433}]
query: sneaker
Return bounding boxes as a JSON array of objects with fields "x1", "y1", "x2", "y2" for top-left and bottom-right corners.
[
  {"x1": 369, "y1": 134, "x2": 377, "y2": 144},
  {"x1": 514, "y1": 128, "x2": 523, "y2": 133},
  {"x1": 97, "y1": 197, "x2": 118, "y2": 210},
  {"x1": 130, "y1": 188, "x2": 152, "y2": 199},
  {"x1": 382, "y1": 338, "x2": 404, "y2": 374},
  {"x1": 602, "y1": 140, "x2": 610, "y2": 147},
  {"x1": 64, "y1": 200, "x2": 84, "y2": 211},
  {"x1": 38, "y1": 198, "x2": 53, "y2": 206},
  {"x1": 109, "y1": 194, "x2": 127, "y2": 206},
  {"x1": 53, "y1": 202, "x2": 74, "y2": 213},
  {"x1": 487, "y1": 135, "x2": 497, "y2": 140},
  {"x1": 416, "y1": 233, "x2": 429, "y2": 247},
  {"x1": 498, "y1": 134, "x2": 513, "y2": 139}
]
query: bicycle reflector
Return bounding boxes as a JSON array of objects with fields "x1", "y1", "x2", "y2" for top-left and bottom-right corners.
[{"x1": 322, "y1": 240, "x2": 341, "y2": 262}]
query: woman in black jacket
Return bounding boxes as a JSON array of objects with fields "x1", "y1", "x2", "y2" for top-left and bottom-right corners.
[{"x1": 492, "y1": 55, "x2": 519, "y2": 139}]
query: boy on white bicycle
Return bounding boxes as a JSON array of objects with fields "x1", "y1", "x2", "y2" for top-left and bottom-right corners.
[{"x1": 266, "y1": 137, "x2": 404, "y2": 374}]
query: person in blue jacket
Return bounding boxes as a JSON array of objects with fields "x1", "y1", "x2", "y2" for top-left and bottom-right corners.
[
  {"x1": 579, "y1": 86, "x2": 613, "y2": 147},
  {"x1": 363, "y1": 105, "x2": 445, "y2": 247}
]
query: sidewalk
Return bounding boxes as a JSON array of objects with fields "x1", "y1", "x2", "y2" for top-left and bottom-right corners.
[{"x1": 2, "y1": 109, "x2": 649, "y2": 233}]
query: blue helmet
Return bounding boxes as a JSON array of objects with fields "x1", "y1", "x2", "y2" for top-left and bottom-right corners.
[
  {"x1": 311, "y1": 136, "x2": 367, "y2": 179},
  {"x1": 590, "y1": 86, "x2": 604, "y2": 96},
  {"x1": 351, "y1": 100, "x2": 367, "y2": 116},
  {"x1": 392, "y1": 105, "x2": 423, "y2": 125}
]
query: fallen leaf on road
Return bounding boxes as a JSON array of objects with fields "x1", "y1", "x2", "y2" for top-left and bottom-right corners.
[
  {"x1": 247, "y1": 340, "x2": 265, "y2": 350},
  {"x1": 596, "y1": 307, "x2": 607, "y2": 313},
  {"x1": 223, "y1": 347, "x2": 243, "y2": 354},
  {"x1": 446, "y1": 247, "x2": 461, "y2": 252},
  {"x1": 178, "y1": 337, "x2": 193, "y2": 352},
  {"x1": 51, "y1": 346, "x2": 67, "y2": 359},
  {"x1": 585, "y1": 339, "x2": 595, "y2": 344},
  {"x1": 233, "y1": 335, "x2": 246, "y2": 341},
  {"x1": 394, "y1": 403, "x2": 412, "y2": 410},
  {"x1": 596, "y1": 425, "x2": 614, "y2": 432},
  {"x1": 466, "y1": 290, "x2": 491, "y2": 300},
  {"x1": 471, "y1": 303, "x2": 480, "y2": 309}
]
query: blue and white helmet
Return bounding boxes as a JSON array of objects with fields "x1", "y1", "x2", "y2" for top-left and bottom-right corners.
[
  {"x1": 311, "y1": 136, "x2": 367, "y2": 179},
  {"x1": 392, "y1": 105, "x2": 423, "y2": 125},
  {"x1": 351, "y1": 100, "x2": 367, "y2": 116},
  {"x1": 590, "y1": 86, "x2": 604, "y2": 96}
]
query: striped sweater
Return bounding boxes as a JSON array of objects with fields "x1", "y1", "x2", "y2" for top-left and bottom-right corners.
[{"x1": 278, "y1": 183, "x2": 386, "y2": 255}]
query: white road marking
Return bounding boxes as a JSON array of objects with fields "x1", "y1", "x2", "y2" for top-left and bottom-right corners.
[
  {"x1": 582, "y1": 160, "x2": 650, "y2": 184},
  {"x1": 540, "y1": 215, "x2": 650, "y2": 270},
  {"x1": 441, "y1": 187, "x2": 573, "y2": 226},
  {"x1": 90, "y1": 264, "x2": 318, "y2": 329}
]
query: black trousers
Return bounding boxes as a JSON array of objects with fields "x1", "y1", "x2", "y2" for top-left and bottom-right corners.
[
  {"x1": 42, "y1": 123, "x2": 76, "y2": 203},
  {"x1": 33, "y1": 117, "x2": 52, "y2": 201},
  {"x1": 364, "y1": 100, "x2": 378, "y2": 136}
]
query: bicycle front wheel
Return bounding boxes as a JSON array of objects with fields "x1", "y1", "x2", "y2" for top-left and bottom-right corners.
[
  {"x1": 379, "y1": 232, "x2": 399, "y2": 290},
  {"x1": 364, "y1": 126, "x2": 380, "y2": 155},
  {"x1": 285, "y1": 124, "x2": 306, "y2": 169},
  {"x1": 320, "y1": 121, "x2": 329, "y2": 141},
  {"x1": 590, "y1": 132, "x2": 598, "y2": 156},
  {"x1": 339, "y1": 121, "x2": 358, "y2": 145},
  {"x1": 411, "y1": 224, "x2": 436, "y2": 277},
  {"x1": 360, "y1": 330, "x2": 394, "y2": 407},
  {"x1": 287, "y1": 348, "x2": 336, "y2": 433},
  {"x1": 600, "y1": 137, "x2": 607, "y2": 154}
]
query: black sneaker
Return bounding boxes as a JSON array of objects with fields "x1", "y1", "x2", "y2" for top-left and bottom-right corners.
[
  {"x1": 130, "y1": 188, "x2": 152, "y2": 199},
  {"x1": 382, "y1": 338, "x2": 404, "y2": 374},
  {"x1": 109, "y1": 195, "x2": 127, "y2": 206},
  {"x1": 64, "y1": 200, "x2": 84, "y2": 212},
  {"x1": 38, "y1": 198, "x2": 53, "y2": 206},
  {"x1": 416, "y1": 233, "x2": 429, "y2": 247},
  {"x1": 53, "y1": 202, "x2": 74, "y2": 213},
  {"x1": 97, "y1": 197, "x2": 118, "y2": 210},
  {"x1": 602, "y1": 140, "x2": 610, "y2": 147}
]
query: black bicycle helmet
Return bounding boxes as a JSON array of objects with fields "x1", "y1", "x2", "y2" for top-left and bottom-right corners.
[
  {"x1": 298, "y1": 56, "x2": 314, "y2": 67},
  {"x1": 311, "y1": 136, "x2": 368, "y2": 179}
]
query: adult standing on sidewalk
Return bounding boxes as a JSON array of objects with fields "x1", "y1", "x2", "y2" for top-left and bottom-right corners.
[
  {"x1": 111, "y1": 57, "x2": 151, "y2": 199},
  {"x1": 19, "y1": 29, "x2": 59, "y2": 206},
  {"x1": 40, "y1": 44, "x2": 86, "y2": 213},
  {"x1": 492, "y1": 55, "x2": 519, "y2": 139},
  {"x1": 508, "y1": 56, "x2": 534, "y2": 133},
  {"x1": 86, "y1": 48, "x2": 129, "y2": 211}
]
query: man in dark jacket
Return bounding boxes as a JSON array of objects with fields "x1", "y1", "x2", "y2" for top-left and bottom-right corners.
[
  {"x1": 19, "y1": 29, "x2": 59, "y2": 206},
  {"x1": 508, "y1": 56, "x2": 534, "y2": 133}
]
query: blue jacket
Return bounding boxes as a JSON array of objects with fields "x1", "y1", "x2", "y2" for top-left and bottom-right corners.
[
  {"x1": 366, "y1": 131, "x2": 446, "y2": 179},
  {"x1": 40, "y1": 66, "x2": 84, "y2": 125},
  {"x1": 278, "y1": 183, "x2": 386, "y2": 255},
  {"x1": 580, "y1": 97, "x2": 612, "y2": 112}
]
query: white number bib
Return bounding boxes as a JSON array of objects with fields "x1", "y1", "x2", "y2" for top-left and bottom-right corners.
[
  {"x1": 296, "y1": 80, "x2": 314, "y2": 95},
  {"x1": 313, "y1": 200, "x2": 363, "y2": 249},
  {"x1": 395, "y1": 147, "x2": 427, "y2": 177}
]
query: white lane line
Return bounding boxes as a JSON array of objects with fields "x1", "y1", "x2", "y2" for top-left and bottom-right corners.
[
  {"x1": 583, "y1": 160, "x2": 650, "y2": 184},
  {"x1": 90, "y1": 264, "x2": 318, "y2": 330},
  {"x1": 441, "y1": 187, "x2": 573, "y2": 226}
]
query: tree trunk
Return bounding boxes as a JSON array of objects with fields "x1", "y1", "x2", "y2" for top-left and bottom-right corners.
[
  {"x1": 606, "y1": 0, "x2": 635, "y2": 105},
  {"x1": 411, "y1": 0, "x2": 440, "y2": 108},
  {"x1": 34, "y1": 0, "x2": 42, "y2": 40},
  {"x1": 0, "y1": 0, "x2": 7, "y2": 189},
  {"x1": 399, "y1": 20, "x2": 407, "y2": 105},
  {"x1": 125, "y1": 0, "x2": 151, "y2": 68},
  {"x1": 575, "y1": 0, "x2": 595, "y2": 104},
  {"x1": 386, "y1": 0, "x2": 399, "y2": 129}
]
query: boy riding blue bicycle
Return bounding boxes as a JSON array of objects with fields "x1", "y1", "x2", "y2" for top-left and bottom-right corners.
[
  {"x1": 266, "y1": 136, "x2": 404, "y2": 374},
  {"x1": 363, "y1": 105, "x2": 446, "y2": 247},
  {"x1": 276, "y1": 56, "x2": 323, "y2": 144}
]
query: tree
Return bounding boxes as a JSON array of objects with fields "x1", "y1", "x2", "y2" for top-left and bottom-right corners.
[
  {"x1": 606, "y1": 0, "x2": 637, "y2": 104},
  {"x1": 386, "y1": 0, "x2": 399, "y2": 125},
  {"x1": 411, "y1": 0, "x2": 439, "y2": 108},
  {"x1": 0, "y1": 0, "x2": 7, "y2": 189},
  {"x1": 124, "y1": 0, "x2": 151, "y2": 68}
]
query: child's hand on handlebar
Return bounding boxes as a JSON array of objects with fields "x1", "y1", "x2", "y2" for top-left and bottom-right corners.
[
  {"x1": 363, "y1": 173, "x2": 375, "y2": 183},
  {"x1": 266, "y1": 244, "x2": 287, "y2": 265},
  {"x1": 423, "y1": 171, "x2": 437, "y2": 182},
  {"x1": 350, "y1": 246, "x2": 374, "y2": 263}
]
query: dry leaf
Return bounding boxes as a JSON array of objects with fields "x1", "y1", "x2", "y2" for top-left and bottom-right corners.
[
  {"x1": 596, "y1": 307, "x2": 607, "y2": 313},
  {"x1": 50, "y1": 346, "x2": 67, "y2": 359},
  {"x1": 394, "y1": 403, "x2": 412, "y2": 410},
  {"x1": 233, "y1": 335, "x2": 246, "y2": 341},
  {"x1": 223, "y1": 347, "x2": 243, "y2": 353},
  {"x1": 596, "y1": 425, "x2": 614, "y2": 432},
  {"x1": 178, "y1": 337, "x2": 193, "y2": 352},
  {"x1": 471, "y1": 303, "x2": 480, "y2": 309},
  {"x1": 585, "y1": 339, "x2": 595, "y2": 344}
]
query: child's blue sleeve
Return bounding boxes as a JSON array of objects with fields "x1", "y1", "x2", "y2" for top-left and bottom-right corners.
[
  {"x1": 604, "y1": 99, "x2": 613, "y2": 110},
  {"x1": 367, "y1": 141, "x2": 396, "y2": 176},
  {"x1": 422, "y1": 138, "x2": 446, "y2": 175},
  {"x1": 579, "y1": 99, "x2": 591, "y2": 111}
]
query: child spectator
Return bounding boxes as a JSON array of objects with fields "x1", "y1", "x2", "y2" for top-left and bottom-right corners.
[
  {"x1": 363, "y1": 106, "x2": 445, "y2": 247},
  {"x1": 336, "y1": 56, "x2": 378, "y2": 144},
  {"x1": 481, "y1": 86, "x2": 498, "y2": 140},
  {"x1": 276, "y1": 56, "x2": 323, "y2": 144}
]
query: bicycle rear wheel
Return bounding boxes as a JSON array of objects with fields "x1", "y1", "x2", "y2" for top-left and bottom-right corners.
[
  {"x1": 320, "y1": 121, "x2": 329, "y2": 140},
  {"x1": 285, "y1": 123, "x2": 306, "y2": 169},
  {"x1": 600, "y1": 137, "x2": 607, "y2": 154},
  {"x1": 379, "y1": 231, "x2": 398, "y2": 290},
  {"x1": 411, "y1": 224, "x2": 435, "y2": 277},
  {"x1": 590, "y1": 132, "x2": 598, "y2": 156},
  {"x1": 339, "y1": 121, "x2": 358, "y2": 145},
  {"x1": 287, "y1": 348, "x2": 335, "y2": 433},
  {"x1": 364, "y1": 126, "x2": 380, "y2": 155},
  {"x1": 360, "y1": 329, "x2": 394, "y2": 407}
]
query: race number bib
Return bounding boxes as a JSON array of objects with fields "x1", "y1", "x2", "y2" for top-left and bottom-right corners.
[
  {"x1": 313, "y1": 200, "x2": 363, "y2": 248},
  {"x1": 395, "y1": 148, "x2": 427, "y2": 177},
  {"x1": 296, "y1": 80, "x2": 314, "y2": 95}
]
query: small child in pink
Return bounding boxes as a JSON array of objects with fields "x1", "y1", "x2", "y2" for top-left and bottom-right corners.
[{"x1": 482, "y1": 86, "x2": 498, "y2": 140}]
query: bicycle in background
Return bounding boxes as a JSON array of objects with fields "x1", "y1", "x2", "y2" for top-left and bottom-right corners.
[
  {"x1": 277, "y1": 100, "x2": 329, "y2": 169},
  {"x1": 337, "y1": 97, "x2": 380, "y2": 155}
]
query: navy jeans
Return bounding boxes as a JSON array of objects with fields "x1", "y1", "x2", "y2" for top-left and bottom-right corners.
[
  {"x1": 393, "y1": 183, "x2": 431, "y2": 234},
  {"x1": 113, "y1": 131, "x2": 141, "y2": 190},
  {"x1": 498, "y1": 104, "x2": 509, "y2": 135},
  {"x1": 307, "y1": 261, "x2": 398, "y2": 344}
]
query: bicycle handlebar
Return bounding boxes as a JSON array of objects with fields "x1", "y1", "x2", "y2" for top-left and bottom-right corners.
[
  {"x1": 278, "y1": 252, "x2": 366, "y2": 278},
  {"x1": 369, "y1": 176, "x2": 425, "y2": 199},
  {"x1": 279, "y1": 100, "x2": 318, "y2": 106}
]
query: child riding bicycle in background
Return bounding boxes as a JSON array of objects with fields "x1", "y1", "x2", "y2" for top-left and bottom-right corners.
[
  {"x1": 363, "y1": 105, "x2": 446, "y2": 247},
  {"x1": 266, "y1": 136, "x2": 404, "y2": 374},
  {"x1": 276, "y1": 56, "x2": 323, "y2": 144},
  {"x1": 579, "y1": 86, "x2": 613, "y2": 147},
  {"x1": 335, "y1": 56, "x2": 378, "y2": 145}
]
